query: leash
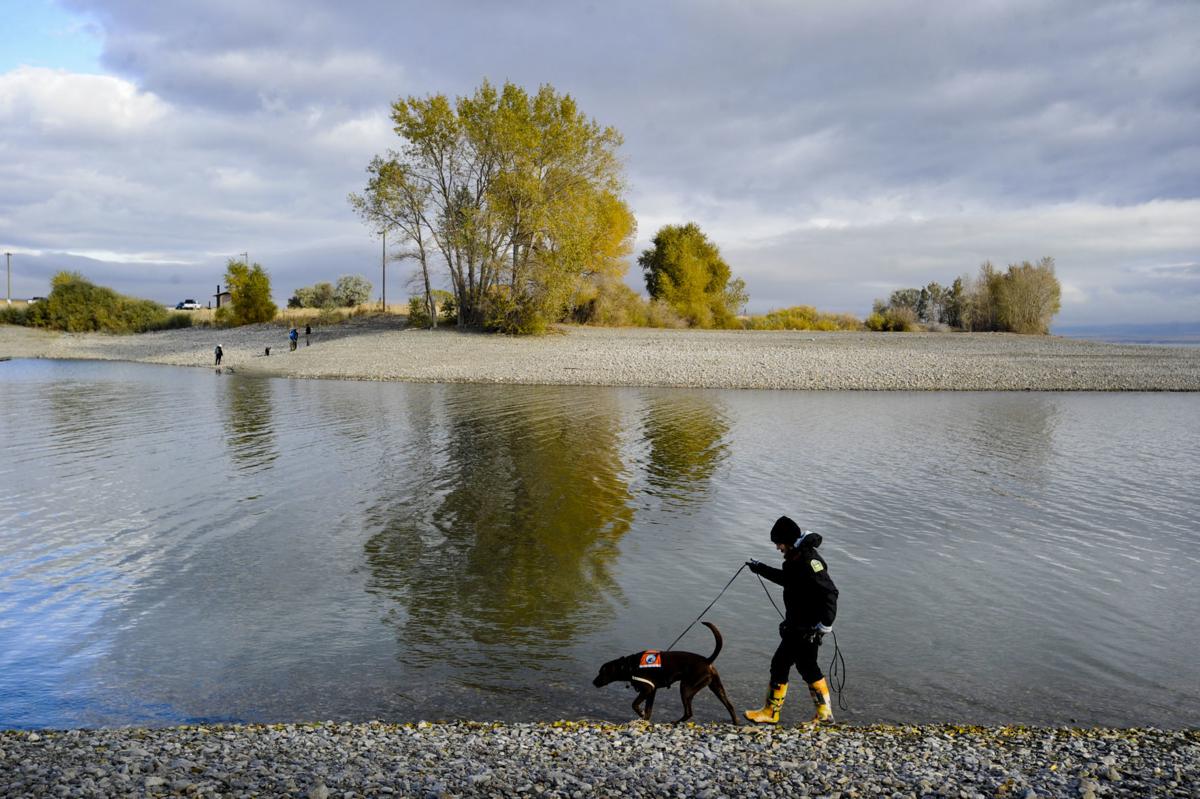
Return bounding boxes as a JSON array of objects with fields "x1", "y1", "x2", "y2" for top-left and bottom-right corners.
[
  {"x1": 660, "y1": 562, "x2": 849, "y2": 713},
  {"x1": 754, "y1": 571, "x2": 848, "y2": 712},
  {"x1": 663, "y1": 563, "x2": 747, "y2": 652},
  {"x1": 827, "y1": 629, "x2": 848, "y2": 711}
]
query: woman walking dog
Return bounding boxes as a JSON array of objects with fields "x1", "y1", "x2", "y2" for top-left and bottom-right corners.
[{"x1": 745, "y1": 515, "x2": 839, "y2": 724}]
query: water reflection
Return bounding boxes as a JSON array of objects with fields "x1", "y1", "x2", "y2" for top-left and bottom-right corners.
[
  {"x1": 44, "y1": 380, "x2": 149, "y2": 455},
  {"x1": 641, "y1": 392, "x2": 729, "y2": 508},
  {"x1": 219, "y1": 376, "x2": 278, "y2": 473},
  {"x1": 364, "y1": 386, "x2": 634, "y2": 684},
  {"x1": 5, "y1": 363, "x2": 1199, "y2": 728},
  {"x1": 964, "y1": 394, "x2": 1058, "y2": 475}
]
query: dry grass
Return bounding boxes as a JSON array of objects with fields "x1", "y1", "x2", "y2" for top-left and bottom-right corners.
[{"x1": 181, "y1": 304, "x2": 410, "y2": 328}]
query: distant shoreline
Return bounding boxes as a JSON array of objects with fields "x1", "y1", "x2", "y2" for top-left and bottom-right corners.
[
  {"x1": 1054, "y1": 321, "x2": 1200, "y2": 348},
  {"x1": 3, "y1": 320, "x2": 1200, "y2": 391}
]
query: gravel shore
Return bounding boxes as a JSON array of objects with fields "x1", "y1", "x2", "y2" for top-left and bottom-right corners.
[
  {"x1": 3, "y1": 721, "x2": 1196, "y2": 798},
  {"x1": 3, "y1": 319, "x2": 1199, "y2": 390}
]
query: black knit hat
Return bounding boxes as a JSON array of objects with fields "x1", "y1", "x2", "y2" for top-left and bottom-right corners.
[{"x1": 769, "y1": 515, "x2": 802, "y2": 545}]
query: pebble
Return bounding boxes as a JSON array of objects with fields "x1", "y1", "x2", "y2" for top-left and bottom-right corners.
[{"x1": 1, "y1": 722, "x2": 1195, "y2": 797}]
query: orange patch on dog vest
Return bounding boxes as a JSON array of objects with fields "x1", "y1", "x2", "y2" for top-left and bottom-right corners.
[{"x1": 639, "y1": 650, "x2": 663, "y2": 668}]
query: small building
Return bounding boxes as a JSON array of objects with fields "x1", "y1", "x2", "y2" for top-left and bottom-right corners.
[{"x1": 213, "y1": 289, "x2": 232, "y2": 309}]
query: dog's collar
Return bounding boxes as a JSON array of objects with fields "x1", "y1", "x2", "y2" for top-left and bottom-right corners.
[{"x1": 631, "y1": 676, "x2": 656, "y2": 689}]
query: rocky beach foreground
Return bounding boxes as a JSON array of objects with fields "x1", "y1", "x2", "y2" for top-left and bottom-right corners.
[
  {"x1": 2, "y1": 319, "x2": 1200, "y2": 390},
  {"x1": 2, "y1": 721, "x2": 1197, "y2": 798}
]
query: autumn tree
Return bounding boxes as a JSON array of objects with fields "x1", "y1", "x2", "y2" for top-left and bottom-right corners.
[
  {"x1": 638, "y1": 223, "x2": 747, "y2": 328},
  {"x1": 219, "y1": 259, "x2": 276, "y2": 326},
  {"x1": 995, "y1": 257, "x2": 1061, "y2": 334},
  {"x1": 351, "y1": 80, "x2": 635, "y2": 332},
  {"x1": 958, "y1": 258, "x2": 1061, "y2": 333}
]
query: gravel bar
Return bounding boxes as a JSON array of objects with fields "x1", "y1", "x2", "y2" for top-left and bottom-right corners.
[
  {"x1": 2, "y1": 721, "x2": 1197, "y2": 798},
  {"x1": 3, "y1": 321, "x2": 1199, "y2": 391}
]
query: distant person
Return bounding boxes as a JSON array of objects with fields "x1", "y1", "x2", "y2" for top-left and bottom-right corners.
[
  {"x1": 214, "y1": 344, "x2": 223, "y2": 366},
  {"x1": 744, "y1": 515, "x2": 839, "y2": 724},
  {"x1": 305, "y1": 324, "x2": 311, "y2": 346},
  {"x1": 289, "y1": 328, "x2": 298, "y2": 352}
]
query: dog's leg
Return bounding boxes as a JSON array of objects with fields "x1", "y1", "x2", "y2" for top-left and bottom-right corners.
[
  {"x1": 642, "y1": 686, "x2": 657, "y2": 721},
  {"x1": 632, "y1": 685, "x2": 656, "y2": 721},
  {"x1": 708, "y1": 672, "x2": 739, "y2": 725},
  {"x1": 678, "y1": 676, "x2": 709, "y2": 723}
]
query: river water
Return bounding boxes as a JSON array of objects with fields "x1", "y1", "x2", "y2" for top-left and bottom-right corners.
[{"x1": 1, "y1": 359, "x2": 1198, "y2": 729}]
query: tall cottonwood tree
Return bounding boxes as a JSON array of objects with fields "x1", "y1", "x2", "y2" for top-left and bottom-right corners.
[
  {"x1": 639, "y1": 223, "x2": 747, "y2": 328},
  {"x1": 351, "y1": 80, "x2": 634, "y2": 332},
  {"x1": 220, "y1": 259, "x2": 276, "y2": 326},
  {"x1": 996, "y1": 257, "x2": 1061, "y2": 334}
]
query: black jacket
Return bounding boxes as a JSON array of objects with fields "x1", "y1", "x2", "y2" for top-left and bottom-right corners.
[{"x1": 753, "y1": 532, "x2": 838, "y2": 630}]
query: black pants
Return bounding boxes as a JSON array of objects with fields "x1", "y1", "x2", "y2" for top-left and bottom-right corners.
[{"x1": 770, "y1": 631, "x2": 824, "y2": 685}]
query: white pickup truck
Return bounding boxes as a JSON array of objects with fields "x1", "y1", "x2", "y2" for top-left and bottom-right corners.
[{"x1": 175, "y1": 299, "x2": 202, "y2": 310}]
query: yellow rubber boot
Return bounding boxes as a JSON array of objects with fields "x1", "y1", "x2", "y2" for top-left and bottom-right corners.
[
  {"x1": 808, "y1": 677, "x2": 834, "y2": 723},
  {"x1": 744, "y1": 682, "x2": 787, "y2": 724}
]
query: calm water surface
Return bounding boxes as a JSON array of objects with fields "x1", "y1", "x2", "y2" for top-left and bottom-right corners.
[{"x1": 1, "y1": 360, "x2": 1198, "y2": 729}]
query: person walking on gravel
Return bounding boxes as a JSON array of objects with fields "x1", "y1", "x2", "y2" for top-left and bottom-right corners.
[{"x1": 745, "y1": 515, "x2": 839, "y2": 724}]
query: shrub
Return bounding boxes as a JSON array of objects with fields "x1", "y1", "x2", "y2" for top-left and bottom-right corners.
[
  {"x1": 745, "y1": 305, "x2": 863, "y2": 331},
  {"x1": 570, "y1": 275, "x2": 644, "y2": 326},
  {"x1": 407, "y1": 290, "x2": 456, "y2": 328},
  {"x1": 865, "y1": 305, "x2": 918, "y2": 332},
  {"x1": 408, "y1": 296, "x2": 431, "y2": 328},
  {"x1": 482, "y1": 286, "x2": 545, "y2": 335},
  {"x1": 644, "y1": 299, "x2": 688, "y2": 329},
  {"x1": 0, "y1": 305, "x2": 30, "y2": 325},
  {"x1": 567, "y1": 276, "x2": 691, "y2": 329},
  {"x1": 16, "y1": 272, "x2": 193, "y2": 333},
  {"x1": 436, "y1": 290, "x2": 457, "y2": 324}
]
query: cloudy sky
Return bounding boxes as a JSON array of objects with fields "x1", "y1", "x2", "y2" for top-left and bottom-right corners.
[{"x1": 1, "y1": 0, "x2": 1197, "y2": 325}]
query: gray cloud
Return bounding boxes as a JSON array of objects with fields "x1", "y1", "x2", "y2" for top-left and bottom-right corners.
[{"x1": 2, "y1": 0, "x2": 1196, "y2": 322}]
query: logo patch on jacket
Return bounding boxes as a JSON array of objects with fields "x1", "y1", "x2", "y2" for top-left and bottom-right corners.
[
  {"x1": 639, "y1": 651, "x2": 663, "y2": 668},
  {"x1": 810, "y1": 559, "x2": 824, "y2": 573}
]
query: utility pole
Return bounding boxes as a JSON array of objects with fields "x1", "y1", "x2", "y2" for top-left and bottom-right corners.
[
  {"x1": 241, "y1": 251, "x2": 249, "y2": 267},
  {"x1": 5, "y1": 252, "x2": 10, "y2": 305},
  {"x1": 381, "y1": 229, "x2": 387, "y2": 312}
]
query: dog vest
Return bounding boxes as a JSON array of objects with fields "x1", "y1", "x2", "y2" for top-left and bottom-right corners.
[{"x1": 629, "y1": 650, "x2": 663, "y2": 689}]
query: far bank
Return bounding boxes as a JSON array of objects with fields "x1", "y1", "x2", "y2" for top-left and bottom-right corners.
[{"x1": 3, "y1": 321, "x2": 1199, "y2": 391}]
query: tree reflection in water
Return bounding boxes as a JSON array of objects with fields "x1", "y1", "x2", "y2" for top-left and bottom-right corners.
[
  {"x1": 641, "y1": 391, "x2": 729, "y2": 509},
  {"x1": 362, "y1": 386, "x2": 634, "y2": 698},
  {"x1": 219, "y1": 376, "x2": 278, "y2": 474}
]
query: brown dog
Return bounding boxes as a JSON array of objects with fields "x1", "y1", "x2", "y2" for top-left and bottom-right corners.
[{"x1": 592, "y1": 621, "x2": 738, "y2": 723}]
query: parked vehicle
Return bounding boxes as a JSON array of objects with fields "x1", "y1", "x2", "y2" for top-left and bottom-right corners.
[
  {"x1": 28, "y1": 296, "x2": 46, "y2": 304},
  {"x1": 175, "y1": 299, "x2": 202, "y2": 310}
]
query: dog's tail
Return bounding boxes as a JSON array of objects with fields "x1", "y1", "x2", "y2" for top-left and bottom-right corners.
[{"x1": 702, "y1": 621, "x2": 723, "y2": 664}]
